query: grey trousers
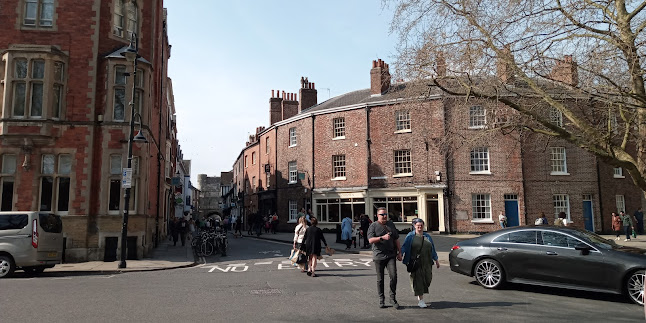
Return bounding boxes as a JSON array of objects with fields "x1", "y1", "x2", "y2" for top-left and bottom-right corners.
[{"x1": 374, "y1": 257, "x2": 397, "y2": 303}]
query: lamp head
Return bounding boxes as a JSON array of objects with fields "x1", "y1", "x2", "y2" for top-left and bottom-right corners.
[
  {"x1": 133, "y1": 129, "x2": 148, "y2": 143},
  {"x1": 120, "y1": 33, "x2": 138, "y2": 62}
]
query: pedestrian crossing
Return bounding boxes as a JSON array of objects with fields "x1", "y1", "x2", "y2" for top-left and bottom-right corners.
[{"x1": 195, "y1": 256, "x2": 374, "y2": 273}]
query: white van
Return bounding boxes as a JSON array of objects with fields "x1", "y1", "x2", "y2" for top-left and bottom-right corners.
[{"x1": 0, "y1": 212, "x2": 63, "y2": 278}]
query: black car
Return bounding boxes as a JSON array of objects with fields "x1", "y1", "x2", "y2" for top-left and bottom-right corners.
[{"x1": 449, "y1": 225, "x2": 646, "y2": 305}]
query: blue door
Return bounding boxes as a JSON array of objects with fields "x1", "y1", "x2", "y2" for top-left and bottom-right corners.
[
  {"x1": 583, "y1": 196, "x2": 594, "y2": 231},
  {"x1": 504, "y1": 197, "x2": 519, "y2": 227}
]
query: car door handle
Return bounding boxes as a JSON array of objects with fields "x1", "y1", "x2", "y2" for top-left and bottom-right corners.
[
  {"x1": 546, "y1": 251, "x2": 558, "y2": 255},
  {"x1": 497, "y1": 247, "x2": 508, "y2": 251}
]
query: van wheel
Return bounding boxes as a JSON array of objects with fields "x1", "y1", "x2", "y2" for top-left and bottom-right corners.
[{"x1": 0, "y1": 255, "x2": 15, "y2": 278}]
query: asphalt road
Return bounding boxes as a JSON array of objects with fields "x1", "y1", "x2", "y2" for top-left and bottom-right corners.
[{"x1": 1, "y1": 236, "x2": 643, "y2": 322}]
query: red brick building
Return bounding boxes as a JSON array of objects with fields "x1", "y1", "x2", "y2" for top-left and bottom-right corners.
[
  {"x1": 0, "y1": 0, "x2": 180, "y2": 261},
  {"x1": 233, "y1": 60, "x2": 642, "y2": 234}
]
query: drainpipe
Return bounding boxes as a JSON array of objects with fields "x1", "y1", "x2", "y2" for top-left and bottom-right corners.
[
  {"x1": 366, "y1": 106, "x2": 372, "y2": 213},
  {"x1": 595, "y1": 157, "x2": 604, "y2": 233},
  {"x1": 311, "y1": 115, "x2": 316, "y2": 208},
  {"x1": 154, "y1": 21, "x2": 166, "y2": 248}
]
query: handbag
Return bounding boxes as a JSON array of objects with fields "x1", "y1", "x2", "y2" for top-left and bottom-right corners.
[
  {"x1": 296, "y1": 253, "x2": 308, "y2": 264},
  {"x1": 406, "y1": 236, "x2": 425, "y2": 273},
  {"x1": 288, "y1": 249, "x2": 298, "y2": 263}
]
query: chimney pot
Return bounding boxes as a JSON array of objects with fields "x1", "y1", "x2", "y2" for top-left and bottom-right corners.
[
  {"x1": 271, "y1": 90, "x2": 274, "y2": 97},
  {"x1": 372, "y1": 60, "x2": 377, "y2": 68}
]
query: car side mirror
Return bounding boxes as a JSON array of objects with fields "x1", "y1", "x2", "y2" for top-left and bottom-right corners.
[{"x1": 574, "y1": 244, "x2": 591, "y2": 255}]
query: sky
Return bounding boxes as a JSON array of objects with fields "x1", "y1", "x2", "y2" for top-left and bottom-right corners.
[{"x1": 164, "y1": 1, "x2": 398, "y2": 184}]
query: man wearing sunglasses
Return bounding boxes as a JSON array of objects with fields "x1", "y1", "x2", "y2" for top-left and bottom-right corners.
[{"x1": 367, "y1": 207, "x2": 402, "y2": 309}]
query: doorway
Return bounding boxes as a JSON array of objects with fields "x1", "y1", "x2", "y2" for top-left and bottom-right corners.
[
  {"x1": 426, "y1": 200, "x2": 439, "y2": 231},
  {"x1": 582, "y1": 194, "x2": 594, "y2": 231},
  {"x1": 127, "y1": 236, "x2": 138, "y2": 260},
  {"x1": 104, "y1": 237, "x2": 118, "y2": 262},
  {"x1": 504, "y1": 194, "x2": 519, "y2": 227}
]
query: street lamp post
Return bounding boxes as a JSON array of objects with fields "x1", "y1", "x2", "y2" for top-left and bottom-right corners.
[{"x1": 119, "y1": 32, "x2": 147, "y2": 269}]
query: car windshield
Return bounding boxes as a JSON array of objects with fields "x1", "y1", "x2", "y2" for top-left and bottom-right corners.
[{"x1": 569, "y1": 230, "x2": 616, "y2": 250}]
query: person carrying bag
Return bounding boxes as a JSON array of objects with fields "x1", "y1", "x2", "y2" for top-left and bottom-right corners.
[{"x1": 400, "y1": 218, "x2": 439, "y2": 308}]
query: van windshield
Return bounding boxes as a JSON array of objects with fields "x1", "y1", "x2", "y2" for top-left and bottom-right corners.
[
  {"x1": 39, "y1": 213, "x2": 62, "y2": 233},
  {"x1": 0, "y1": 214, "x2": 29, "y2": 230}
]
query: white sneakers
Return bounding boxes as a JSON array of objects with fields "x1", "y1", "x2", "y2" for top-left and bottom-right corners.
[
  {"x1": 615, "y1": 237, "x2": 620, "y2": 240},
  {"x1": 418, "y1": 300, "x2": 428, "y2": 308},
  {"x1": 625, "y1": 239, "x2": 630, "y2": 242}
]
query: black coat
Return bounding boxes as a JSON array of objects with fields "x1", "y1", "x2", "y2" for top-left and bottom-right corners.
[{"x1": 303, "y1": 226, "x2": 327, "y2": 256}]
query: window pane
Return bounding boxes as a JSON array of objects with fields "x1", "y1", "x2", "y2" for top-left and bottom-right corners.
[
  {"x1": 115, "y1": 66, "x2": 127, "y2": 85},
  {"x1": 54, "y1": 62, "x2": 64, "y2": 81},
  {"x1": 13, "y1": 83, "x2": 26, "y2": 116},
  {"x1": 110, "y1": 155, "x2": 122, "y2": 174},
  {"x1": 114, "y1": 88, "x2": 125, "y2": 120},
  {"x1": 541, "y1": 231, "x2": 568, "y2": 247},
  {"x1": 40, "y1": 177, "x2": 53, "y2": 211},
  {"x1": 58, "y1": 155, "x2": 71, "y2": 174},
  {"x1": 508, "y1": 231, "x2": 537, "y2": 244},
  {"x1": 57, "y1": 177, "x2": 70, "y2": 212},
  {"x1": 15, "y1": 60, "x2": 27, "y2": 78},
  {"x1": 388, "y1": 202, "x2": 403, "y2": 222},
  {"x1": 134, "y1": 90, "x2": 142, "y2": 114},
  {"x1": 341, "y1": 203, "x2": 352, "y2": 220},
  {"x1": 353, "y1": 203, "x2": 365, "y2": 219},
  {"x1": 328, "y1": 204, "x2": 340, "y2": 222},
  {"x1": 1, "y1": 179, "x2": 14, "y2": 211},
  {"x1": 403, "y1": 202, "x2": 418, "y2": 222},
  {"x1": 2, "y1": 155, "x2": 17, "y2": 174},
  {"x1": 109, "y1": 179, "x2": 121, "y2": 210},
  {"x1": 42, "y1": 154, "x2": 55, "y2": 174},
  {"x1": 135, "y1": 69, "x2": 143, "y2": 87},
  {"x1": 24, "y1": 1, "x2": 37, "y2": 24},
  {"x1": 32, "y1": 60, "x2": 45, "y2": 79},
  {"x1": 52, "y1": 84, "x2": 62, "y2": 118},
  {"x1": 31, "y1": 83, "x2": 43, "y2": 117},
  {"x1": 40, "y1": 0, "x2": 54, "y2": 26}
]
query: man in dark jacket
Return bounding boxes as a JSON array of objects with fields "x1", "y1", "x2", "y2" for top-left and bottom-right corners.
[{"x1": 634, "y1": 207, "x2": 644, "y2": 235}]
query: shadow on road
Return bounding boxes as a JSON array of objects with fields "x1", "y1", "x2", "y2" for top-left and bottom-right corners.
[{"x1": 430, "y1": 300, "x2": 526, "y2": 309}]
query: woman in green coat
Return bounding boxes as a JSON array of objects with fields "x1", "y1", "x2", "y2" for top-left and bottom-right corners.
[{"x1": 401, "y1": 218, "x2": 440, "y2": 308}]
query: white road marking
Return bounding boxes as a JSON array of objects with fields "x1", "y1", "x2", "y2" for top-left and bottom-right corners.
[
  {"x1": 254, "y1": 261, "x2": 273, "y2": 265},
  {"x1": 52, "y1": 277, "x2": 72, "y2": 280}
]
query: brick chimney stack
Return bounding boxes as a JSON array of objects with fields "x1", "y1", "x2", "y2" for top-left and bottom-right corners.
[
  {"x1": 269, "y1": 89, "x2": 282, "y2": 125},
  {"x1": 497, "y1": 46, "x2": 515, "y2": 83},
  {"x1": 299, "y1": 76, "x2": 317, "y2": 112},
  {"x1": 282, "y1": 91, "x2": 299, "y2": 120},
  {"x1": 550, "y1": 55, "x2": 578, "y2": 86},
  {"x1": 370, "y1": 59, "x2": 391, "y2": 96}
]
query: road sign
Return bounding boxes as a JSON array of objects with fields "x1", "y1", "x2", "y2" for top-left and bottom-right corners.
[{"x1": 122, "y1": 168, "x2": 133, "y2": 188}]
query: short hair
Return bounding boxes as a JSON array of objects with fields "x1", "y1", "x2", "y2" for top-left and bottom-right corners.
[
  {"x1": 310, "y1": 217, "x2": 318, "y2": 226},
  {"x1": 412, "y1": 218, "x2": 425, "y2": 225},
  {"x1": 376, "y1": 207, "x2": 386, "y2": 213},
  {"x1": 558, "y1": 212, "x2": 567, "y2": 219}
]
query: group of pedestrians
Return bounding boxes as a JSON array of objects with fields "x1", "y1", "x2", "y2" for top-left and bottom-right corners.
[
  {"x1": 292, "y1": 214, "x2": 328, "y2": 277},
  {"x1": 612, "y1": 208, "x2": 643, "y2": 241}
]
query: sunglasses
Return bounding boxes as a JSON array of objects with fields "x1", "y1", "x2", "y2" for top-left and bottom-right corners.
[{"x1": 378, "y1": 213, "x2": 388, "y2": 216}]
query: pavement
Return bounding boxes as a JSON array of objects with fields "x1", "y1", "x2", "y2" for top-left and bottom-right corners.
[
  {"x1": 47, "y1": 238, "x2": 195, "y2": 274},
  {"x1": 43, "y1": 229, "x2": 646, "y2": 274}
]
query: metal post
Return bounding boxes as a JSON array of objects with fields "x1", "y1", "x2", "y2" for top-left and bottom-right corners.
[{"x1": 119, "y1": 34, "x2": 139, "y2": 269}]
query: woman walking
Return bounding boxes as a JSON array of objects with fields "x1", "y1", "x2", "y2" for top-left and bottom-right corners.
[
  {"x1": 292, "y1": 216, "x2": 308, "y2": 272},
  {"x1": 611, "y1": 212, "x2": 622, "y2": 240},
  {"x1": 303, "y1": 217, "x2": 327, "y2": 277},
  {"x1": 341, "y1": 214, "x2": 353, "y2": 250},
  {"x1": 401, "y1": 218, "x2": 439, "y2": 308}
]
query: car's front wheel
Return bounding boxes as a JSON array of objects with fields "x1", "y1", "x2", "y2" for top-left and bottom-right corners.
[
  {"x1": 0, "y1": 255, "x2": 15, "y2": 278},
  {"x1": 474, "y1": 259, "x2": 504, "y2": 289},
  {"x1": 626, "y1": 270, "x2": 645, "y2": 305}
]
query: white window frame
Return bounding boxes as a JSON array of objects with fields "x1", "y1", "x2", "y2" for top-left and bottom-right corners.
[
  {"x1": 332, "y1": 155, "x2": 346, "y2": 180},
  {"x1": 288, "y1": 161, "x2": 297, "y2": 184},
  {"x1": 471, "y1": 194, "x2": 492, "y2": 222},
  {"x1": 108, "y1": 154, "x2": 139, "y2": 214},
  {"x1": 395, "y1": 110, "x2": 411, "y2": 133},
  {"x1": 393, "y1": 149, "x2": 412, "y2": 177},
  {"x1": 613, "y1": 167, "x2": 624, "y2": 178},
  {"x1": 333, "y1": 117, "x2": 346, "y2": 139},
  {"x1": 469, "y1": 105, "x2": 486, "y2": 129},
  {"x1": 550, "y1": 107, "x2": 563, "y2": 127},
  {"x1": 550, "y1": 147, "x2": 569, "y2": 175},
  {"x1": 289, "y1": 127, "x2": 297, "y2": 147},
  {"x1": 252, "y1": 152, "x2": 256, "y2": 165},
  {"x1": 616, "y1": 195, "x2": 626, "y2": 213},
  {"x1": 38, "y1": 153, "x2": 71, "y2": 215},
  {"x1": 553, "y1": 194, "x2": 571, "y2": 221},
  {"x1": 23, "y1": 0, "x2": 55, "y2": 28},
  {"x1": 289, "y1": 200, "x2": 298, "y2": 222},
  {"x1": 470, "y1": 147, "x2": 491, "y2": 174}
]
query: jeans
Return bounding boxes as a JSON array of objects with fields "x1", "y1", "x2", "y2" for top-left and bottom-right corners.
[
  {"x1": 625, "y1": 225, "x2": 632, "y2": 240},
  {"x1": 374, "y1": 257, "x2": 398, "y2": 303}
]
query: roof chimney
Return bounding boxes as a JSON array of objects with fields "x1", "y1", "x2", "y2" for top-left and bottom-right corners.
[
  {"x1": 550, "y1": 55, "x2": 578, "y2": 86},
  {"x1": 299, "y1": 76, "x2": 317, "y2": 112},
  {"x1": 282, "y1": 93, "x2": 298, "y2": 120},
  {"x1": 269, "y1": 89, "x2": 283, "y2": 125},
  {"x1": 496, "y1": 46, "x2": 515, "y2": 83},
  {"x1": 370, "y1": 59, "x2": 391, "y2": 96}
]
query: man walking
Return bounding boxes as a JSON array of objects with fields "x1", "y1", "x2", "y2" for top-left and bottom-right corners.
[
  {"x1": 634, "y1": 207, "x2": 644, "y2": 235},
  {"x1": 620, "y1": 211, "x2": 635, "y2": 241},
  {"x1": 367, "y1": 207, "x2": 402, "y2": 309}
]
